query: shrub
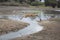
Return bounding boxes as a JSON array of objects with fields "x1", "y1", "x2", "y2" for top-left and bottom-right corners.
[
  {"x1": 31, "y1": 1, "x2": 44, "y2": 6},
  {"x1": 57, "y1": 1, "x2": 60, "y2": 8}
]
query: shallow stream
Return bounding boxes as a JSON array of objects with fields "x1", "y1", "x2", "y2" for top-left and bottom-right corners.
[{"x1": 0, "y1": 15, "x2": 43, "y2": 40}]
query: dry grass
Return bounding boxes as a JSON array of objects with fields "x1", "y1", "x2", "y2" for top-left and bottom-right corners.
[
  {"x1": 0, "y1": 19, "x2": 29, "y2": 35},
  {"x1": 23, "y1": 13, "x2": 38, "y2": 18}
]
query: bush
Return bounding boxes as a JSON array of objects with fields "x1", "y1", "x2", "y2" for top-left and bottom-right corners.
[
  {"x1": 57, "y1": 1, "x2": 60, "y2": 8},
  {"x1": 31, "y1": 1, "x2": 44, "y2": 6},
  {"x1": 45, "y1": 0, "x2": 57, "y2": 8}
]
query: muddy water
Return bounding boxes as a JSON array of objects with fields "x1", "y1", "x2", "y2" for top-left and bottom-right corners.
[{"x1": 0, "y1": 15, "x2": 43, "y2": 40}]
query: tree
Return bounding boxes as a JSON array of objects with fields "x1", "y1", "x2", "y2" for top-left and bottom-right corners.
[
  {"x1": 57, "y1": 0, "x2": 60, "y2": 8},
  {"x1": 0, "y1": 0, "x2": 10, "y2": 2},
  {"x1": 29, "y1": 0, "x2": 35, "y2": 2},
  {"x1": 45, "y1": 0, "x2": 57, "y2": 8},
  {"x1": 45, "y1": 0, "x2": 49, "y2": 6},
  {"x1": 0, "y1": 0, "x2": 3, "y2": 2}
]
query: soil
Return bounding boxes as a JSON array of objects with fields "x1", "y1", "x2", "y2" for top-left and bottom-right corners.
[
  {"x1": 0, "y1": 19, "x2": 29, "y2": 35},
  {"x1": 0, "y1": 6, "x2": 60, "y2": 40},
  {"x1": 0, "y1": 6, "x2": 60, "y2": 15},
  {"x1": 11, "y1": 21, "x2": 60, "y2": 40}
]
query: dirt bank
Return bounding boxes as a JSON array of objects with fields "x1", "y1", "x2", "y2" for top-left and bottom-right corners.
[
  {"x1": 11, "y1": 21, "x2": 60, "y2": 40},
  {"x1": 0, "y1": 19, "x2": 29, "y2": 35},
  {"x1": 0, "y1": 6, "x2": 60, "y2": 15}
]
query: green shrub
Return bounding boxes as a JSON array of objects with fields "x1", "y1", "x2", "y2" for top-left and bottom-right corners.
[{"x1": 31, "y1": 1, "x2": 44, "y2": 6}]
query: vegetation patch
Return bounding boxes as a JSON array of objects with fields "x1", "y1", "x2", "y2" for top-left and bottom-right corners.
[{"x1": 0, "y1": 19, "x2": 29, "y2": 35}]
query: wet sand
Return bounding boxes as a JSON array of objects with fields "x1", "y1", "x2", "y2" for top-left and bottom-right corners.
[
  {"x1": 0, "y1": 19, "x2": 29, "y2": 35},
  {"x1": 11, "y1": 21, "x2": 60, "y2": 40}
]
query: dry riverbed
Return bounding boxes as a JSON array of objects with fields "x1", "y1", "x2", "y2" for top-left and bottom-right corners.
[
  {"x1": 11, "y1": 20, "x2": 60, "y2": 40},
  {"x1": 0, "y1": 19, "x2": 29, "y2": 35}
]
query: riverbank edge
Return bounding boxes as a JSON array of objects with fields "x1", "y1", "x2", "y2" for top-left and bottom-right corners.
[{"x1": 0, "y1": 19, "x2": 29, "y2": 35}]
